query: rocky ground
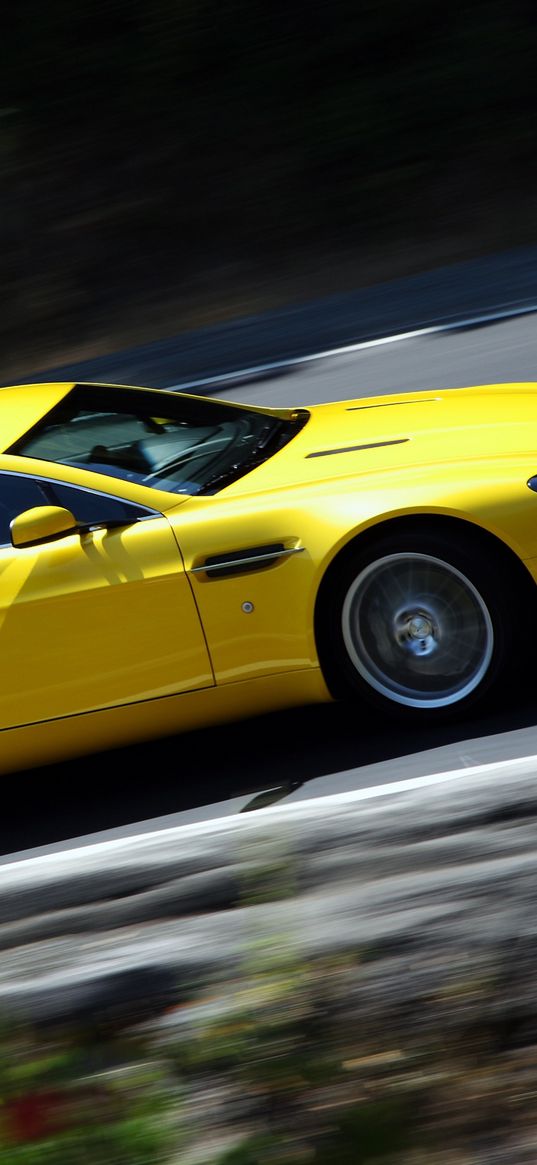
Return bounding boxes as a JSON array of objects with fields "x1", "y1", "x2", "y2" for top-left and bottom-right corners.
[{"x1": 2, "y1": 763, "x2": 537, "y2": 1160}]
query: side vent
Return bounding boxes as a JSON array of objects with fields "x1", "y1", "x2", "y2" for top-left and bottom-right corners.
[
  {"x1": 306, "y1": 438, "x2": 409, "y2": 459},
  {"x1": 191, "y1": 542, "x2": 304, "y2": 579}
]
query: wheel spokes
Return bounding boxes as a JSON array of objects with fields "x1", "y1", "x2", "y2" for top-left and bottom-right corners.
[{"x1": 342, "y1": 552, "x2": 494, "y2": 708}]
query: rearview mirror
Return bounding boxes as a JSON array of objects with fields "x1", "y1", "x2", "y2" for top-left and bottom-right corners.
[{"x1": 11, "y1": 506, "x2": 79, "y2": 549}]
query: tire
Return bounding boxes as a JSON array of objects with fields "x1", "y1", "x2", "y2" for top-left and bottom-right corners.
[{"x1": 319, "y1": 527, "x2": 524, "y2": 723}]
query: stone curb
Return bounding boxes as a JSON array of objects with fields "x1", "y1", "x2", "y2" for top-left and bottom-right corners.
[{"x1": 1, "y1": 757, "x2": 536, "y2": 1024}]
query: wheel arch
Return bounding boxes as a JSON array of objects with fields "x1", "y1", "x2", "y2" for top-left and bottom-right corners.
[{"x1": 314, "y1": 513, "x2": 537, "y2": 700}]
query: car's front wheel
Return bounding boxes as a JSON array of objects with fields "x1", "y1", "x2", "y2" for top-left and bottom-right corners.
[{"x1": 320, "y1": 528, "x2": 525, "y2": 721}]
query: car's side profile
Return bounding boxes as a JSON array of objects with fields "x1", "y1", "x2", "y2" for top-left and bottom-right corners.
[{"x1": 2, "y1": 378, "x2": 537, "y2": 773}]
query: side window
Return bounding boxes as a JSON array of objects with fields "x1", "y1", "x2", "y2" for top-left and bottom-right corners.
[
  {"x1": 46, "y1": 482, "x2": 156, "y2": 527},
  {"x1": 0, "y1": 473, "x2": 158, "y2": 547}
]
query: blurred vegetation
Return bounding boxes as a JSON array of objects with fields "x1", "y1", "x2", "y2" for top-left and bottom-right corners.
[
  {"x1": 2, "y1": 0, "x2": 537, "y2": 374},
  {"x1": 0, "y1": 1022, "x2": 179, "y2": 1162}
]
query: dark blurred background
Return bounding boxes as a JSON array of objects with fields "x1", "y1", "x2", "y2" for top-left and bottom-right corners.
[{"x1": 3, "y1": 0, "x2": 537, "y2": 382}]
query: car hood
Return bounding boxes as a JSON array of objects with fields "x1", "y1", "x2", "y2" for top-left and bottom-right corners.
[{"x1": 224, "y1": 383, "x2": 537, "y2": 495}]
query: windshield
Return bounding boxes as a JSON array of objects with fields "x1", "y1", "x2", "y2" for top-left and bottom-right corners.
[{"x1": 8, "y1": 385, "x2": 308, "y2": 496}]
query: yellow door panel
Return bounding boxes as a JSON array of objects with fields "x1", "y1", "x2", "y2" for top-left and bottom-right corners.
[{"x1": 0, "y1": 517, "x2": 213, "y2": 729}]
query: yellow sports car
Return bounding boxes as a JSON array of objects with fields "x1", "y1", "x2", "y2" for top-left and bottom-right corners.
[{"x1": 2, "y1": 378, "x2": 537, "y2": 773}]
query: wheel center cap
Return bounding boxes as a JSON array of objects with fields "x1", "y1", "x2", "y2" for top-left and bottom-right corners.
[{"x1": 408, "y1": 615, "x2": 433, "y2": 639}]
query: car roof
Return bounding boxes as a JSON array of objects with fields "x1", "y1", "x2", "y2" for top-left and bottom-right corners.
[{"x1": 0, "y1": 382, "x2": 74, "y2": 452}]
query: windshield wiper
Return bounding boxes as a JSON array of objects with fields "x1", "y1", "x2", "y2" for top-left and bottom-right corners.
[{"x1": 197, "y1": 423, "x2": 286, "y2": 495}]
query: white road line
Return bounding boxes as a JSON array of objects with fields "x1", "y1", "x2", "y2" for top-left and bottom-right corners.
[
  {"x1": 2, "y1": 751, "x2": 536, "y2": 875},
  {"x1": 169, "y1": 300, "x2": 537, "y2": 392}
]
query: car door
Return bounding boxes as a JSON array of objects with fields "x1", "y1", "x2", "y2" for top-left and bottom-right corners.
[{"x1": 0, "y1": 471, "x2": 214, "y2": 729}]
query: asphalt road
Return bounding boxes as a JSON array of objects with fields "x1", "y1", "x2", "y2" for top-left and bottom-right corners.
[
  {"x1": 4, "y1": 307, "x2": 537, "y2": 863},
  {"x1": 8, "y1": 242, "x2": 537, "y2": 388},
  {"x1": 203, "y1": 308, "x2": 537, "y2": 408}
]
